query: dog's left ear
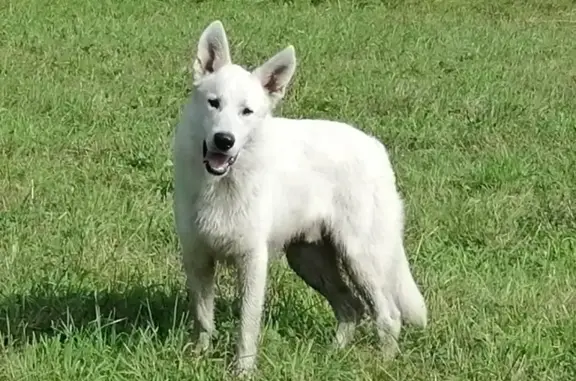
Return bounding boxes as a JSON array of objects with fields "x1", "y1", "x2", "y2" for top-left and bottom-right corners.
[
  {"x1": 253, "y1": 45, "x2": 296, "y2": 106},
  {"x1": 193, "y1": 20, "x2": 232, "y2": 82}
]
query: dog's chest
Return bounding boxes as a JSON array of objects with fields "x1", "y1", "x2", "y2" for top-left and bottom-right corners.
[{"x1": 193, "y1": 180, "x2": 262, "y2": 255}]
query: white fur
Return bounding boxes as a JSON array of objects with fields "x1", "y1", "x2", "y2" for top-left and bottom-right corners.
[{"x1": 173, "y1": 20, "x2": 427, "y2": 376}]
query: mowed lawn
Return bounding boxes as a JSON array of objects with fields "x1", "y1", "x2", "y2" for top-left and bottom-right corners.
[{"x1": 1, "y1": 0, "x2": 575, "y2": 379}]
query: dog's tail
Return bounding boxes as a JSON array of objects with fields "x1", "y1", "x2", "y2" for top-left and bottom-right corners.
[{"x1": 396, "y1": 245, "x2": 428, "y2": 328}]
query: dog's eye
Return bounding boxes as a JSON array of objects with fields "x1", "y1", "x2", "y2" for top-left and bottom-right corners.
[
  {"x1": 207, "y1": 98, "x2": 220, "y2": 109},
  {"x1": 241, "y1": 107, "x2": 253, "y2": 116}
]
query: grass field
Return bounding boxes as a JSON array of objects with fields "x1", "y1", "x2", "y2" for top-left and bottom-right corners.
[{"x1": 1, "y1": 0, "x2": 576, "y2": 379}]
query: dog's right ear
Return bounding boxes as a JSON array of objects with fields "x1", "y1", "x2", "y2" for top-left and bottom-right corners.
[{"x1": 192, "y1": 20, "x2": 232, "y2": 82}]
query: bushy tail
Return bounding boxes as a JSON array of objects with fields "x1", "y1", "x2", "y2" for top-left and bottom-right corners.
[{"x1": 396, "y1": 246, "x2": 428, "y2": 328}]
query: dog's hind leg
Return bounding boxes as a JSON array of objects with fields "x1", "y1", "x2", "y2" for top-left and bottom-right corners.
[
  {"x1": 285, "y1": 240, "x2": 365, "y2": 348},
  {"x1": 182, "y1": 246, "x2": 216, "y2": 353},
  {"x1": 338, "y1": 238, "x2": 402, "y2": 358}
]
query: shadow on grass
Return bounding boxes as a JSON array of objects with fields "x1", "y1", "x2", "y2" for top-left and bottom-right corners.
[
  {"x1": 0, "y1": 284, "x2": 190, "y2": 346},
  {"x1": 0, "y1": 281, "x2": 328, "y2": 349}
]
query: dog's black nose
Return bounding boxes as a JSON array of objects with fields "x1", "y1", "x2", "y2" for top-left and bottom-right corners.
[{"x1": 213, "y1": 132, "x2": 235, "y2": 152}]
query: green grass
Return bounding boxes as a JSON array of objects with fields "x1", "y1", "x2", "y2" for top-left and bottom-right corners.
[{"x1": 1, "y1": 0, "x2": 575, "y2": 379}]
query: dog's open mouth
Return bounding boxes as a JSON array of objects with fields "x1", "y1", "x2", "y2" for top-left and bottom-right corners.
[{"x1": 202, "y1": 140, "x2": 237, "y2": 176}]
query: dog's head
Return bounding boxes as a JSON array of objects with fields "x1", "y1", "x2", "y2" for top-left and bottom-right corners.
[{"x1": 189, "y1": 20, "x2": 296, "y2": 177}]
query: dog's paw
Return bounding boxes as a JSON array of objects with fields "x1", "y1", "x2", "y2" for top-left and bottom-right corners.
[
  {"x1": 231, "y1": 365, "x2": 255, "y2": 379},
  {"x1": 184, "y1": 331, "x2": 213, "y2": 355},
  {"x1": 196, "y1": 332, "x2": 212, "y2": 352},
  {"x1": 231, "y1": 355, "x2": 257, "y2": 379},
  {"x1": 333, "y1": 321, "x2": 356, "y2": 349},
  {"x1": 379, "y1": 338, "x2": 400, "y2": 361}
]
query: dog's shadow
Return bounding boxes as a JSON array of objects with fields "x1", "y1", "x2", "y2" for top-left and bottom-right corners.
[
  {"x1": 0, "y1": 277, "x2": 330, "y2": 350},
  {"x1": 0, "y1": 283, "x2": 187, "y2": 347}
]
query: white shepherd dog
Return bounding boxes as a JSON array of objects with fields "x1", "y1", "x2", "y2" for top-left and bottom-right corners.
[{"x1": 173, "y1": 20, "x2": 427, "y2": 375}]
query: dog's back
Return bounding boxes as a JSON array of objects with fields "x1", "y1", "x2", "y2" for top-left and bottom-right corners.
[{"x1": 233, "y1": 116, "x2": 401, "y2": 245}]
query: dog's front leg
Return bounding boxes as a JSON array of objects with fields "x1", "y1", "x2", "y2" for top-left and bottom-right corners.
[
  {"x1": 183, "y1": 250, "x2": 215, "y2": 352},
  {"x1": 234, "y1": 246, "x2": 269, "y2": 376}
]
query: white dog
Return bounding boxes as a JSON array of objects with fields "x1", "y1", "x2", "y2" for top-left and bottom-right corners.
[{"x1": 173, "y1": 20, "x2": 427, "y2": 375}]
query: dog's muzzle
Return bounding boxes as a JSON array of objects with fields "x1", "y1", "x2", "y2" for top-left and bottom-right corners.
[{"x1": 202, "y1": 140, "x2": 238, "y2": 176}]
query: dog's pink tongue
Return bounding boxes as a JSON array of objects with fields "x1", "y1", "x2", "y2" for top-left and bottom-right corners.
[{"x1": 205, "y1": 152, "x2": 229, "y2": 169}]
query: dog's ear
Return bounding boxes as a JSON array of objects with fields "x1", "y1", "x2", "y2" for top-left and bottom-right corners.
[
  {"x1": 253, "y1": 45, "x2": 296, "y2": 106},
  {"x1": 193, "y1": 20, "x2": 232, "y2": 82}
]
